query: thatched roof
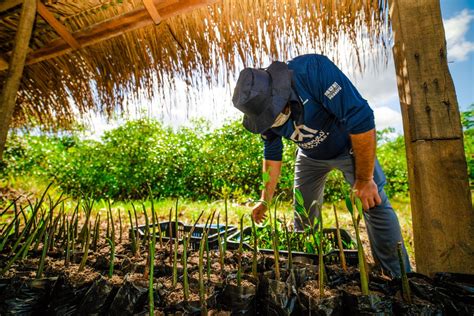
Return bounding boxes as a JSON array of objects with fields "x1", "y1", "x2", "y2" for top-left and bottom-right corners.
[{"x1": 0, "y1": 0, "x2": 390, "y2": 129}]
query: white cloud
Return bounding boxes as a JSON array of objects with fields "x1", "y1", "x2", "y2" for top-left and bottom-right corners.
[
  {"x1": 444, "y1": 9, "x2": 474, "y2": 62},
  {"x1": 347, "y1": 59, "x2": 399, "y2": 109},
  {"x1": 374, "y1": 106, "x2": 403, "y2": 133}
]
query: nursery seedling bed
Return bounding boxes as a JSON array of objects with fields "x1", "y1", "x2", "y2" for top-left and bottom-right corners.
[
  {"x1": 132, "y1": 221, "x2": 238, "y2": 250},
  {"x1": 229, "y1": 226, "x2": 355, "y2": 249},
  {"x1": 1, "y1": 189, "x2": 473, "y2": 315},
  {"x1": 259, "y1": 248, "x2": 359, "y2": 266},
  {"x1": 227, "y1": 226, "x2": 359, "y2": 265}
]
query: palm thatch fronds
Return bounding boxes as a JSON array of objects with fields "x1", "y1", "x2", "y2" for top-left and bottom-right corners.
[{"x1": 0, "y1": 0, "x2": 390, "y2": 129}]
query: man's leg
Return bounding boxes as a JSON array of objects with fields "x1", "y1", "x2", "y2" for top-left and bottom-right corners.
[
  {"x1": 294, "y1": 151, "x2": 332, "y2": 230},
  {"x1": 334, "y1": 154, "x2": 411, "y2": 277}
]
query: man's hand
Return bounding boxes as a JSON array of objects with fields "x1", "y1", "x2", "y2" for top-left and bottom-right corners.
[
  {"x1": 252, "y1": 202, "x2": 268, "y2": 224},
  {"x1": 353, "y1": 179, "x2": 382, "y2": 210}
]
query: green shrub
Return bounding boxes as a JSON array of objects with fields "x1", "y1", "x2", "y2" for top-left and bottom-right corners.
[{"x1": 2, "y1": 119, "x2": 413, "y2": 201}]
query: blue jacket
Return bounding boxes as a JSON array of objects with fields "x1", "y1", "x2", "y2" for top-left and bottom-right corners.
[{"x1": 262, "y1": 54, "x2": 375, "y2": 161}]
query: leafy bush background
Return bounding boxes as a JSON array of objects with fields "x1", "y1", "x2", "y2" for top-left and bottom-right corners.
[{"x1": 0, "y1": 117, "x2": 441, "y2": 202}]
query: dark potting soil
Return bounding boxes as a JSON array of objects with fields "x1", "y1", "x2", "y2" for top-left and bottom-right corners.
[{"x1": 1, "y1": 233, "x2": 473, "y2": 315}]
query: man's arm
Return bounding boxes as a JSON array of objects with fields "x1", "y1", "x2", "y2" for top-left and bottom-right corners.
[
  {"x1": 252, "y1": 159, "x2": 282, "y2": 223},
  {"x1": 350, "y1": 128, "x2": 382, "y2": 210}
]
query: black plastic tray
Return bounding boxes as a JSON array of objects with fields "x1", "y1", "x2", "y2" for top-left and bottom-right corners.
[
  {"x1": 228, "y1": 226, "x2": 355, "y2": 250},
  {"x1": 227, "y1": 226, "x2": 358, "y2": 265},
  {"x1": 131, "y1": 221, "x2": 237, "y2": 250}
]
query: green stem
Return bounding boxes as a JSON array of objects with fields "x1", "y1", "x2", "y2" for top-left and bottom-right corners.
[
  {"x1": 217, "y1": 213, "x2": 225, "y2": 278},
  {"x1": 251, "y1": 216, "x2": 258, "y2": 280},
  {"x1": 1, "y1": 222, "x2": 41, "y2": 276},
  {"x1": 142, "y1": 203, "x2": 150, "y2": 243},
  {"x1": 133, "y1": 205, "x2": 140, "y2": 250},
  {"x1": 172, "y1": 200, "x2": 179, "y2": 287},
  {"x1": 106, "y1": 237, "x2": 115, "y2": 278},
  {"x1": 149, "y1": 207, "x2": 156, "y2": 316},
  {"x1": 128, "y1": 209, "x2": 137, "y2": 255},
  {"x1": 107, "y1": 200, "x2": 115, "y2": 245},
  {"x1": 79, "y1": 221, "x2": 91, "y2": 272},
  {"x1": 65, "y1": 218, "x2": 71, "y2": 267},
  {"x1": 36, "y1": 229, "x2": 49, "y2": 279},
  {"x1": 206, "y1": 211, "x2": 216, "y2": 280},
  {"x1": 183, "y1": 238, "x2": 189, "y2": 301},
  {"x1": 318, "y1": 212, "x2": 325, "y2": 298},
  {"x1": 237, "y1": 215, "x2": 244, "y2": 287},
  {"x1": 283, "y1": 215, "x2": 292, "y2": 271},
  {"x1": 397, "y1": 241, "x2": 412, "y2": 303},
  {"x1": 271, "y1": 198, "x2": 280, "y2": 281},
  {"x1": 118, "y1": 208, "x2": 123, "y2": 244},
  {"x1": 168, "y1": 208, "x2": 173, "y2": 264},
  {"x1": 91, "y1": 213, "x2": 100, "y2": 252},
  {"x1": 224, "y1": 195, "x2": 228, "y2": 253},
  {"x1": 106, "y1": 210, "x2": 110, "y2": 240},
  {"x1": 333, "y1": 204, "x2": 347, "y2": 272},
  {"x1": 198, "y1": 233, "x2": 207, "y2": 315}
]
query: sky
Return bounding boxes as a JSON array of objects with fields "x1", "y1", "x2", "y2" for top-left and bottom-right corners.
[{"x1": 86, "y1": 1, "x2": 474, "y2": 137}]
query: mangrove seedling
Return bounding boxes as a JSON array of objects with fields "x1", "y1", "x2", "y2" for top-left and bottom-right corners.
[
  {"x1": 107, "y1": 200, "x2": 115, "y2": 244},
  {"x1": 346, "y1": 194, "x2": 369, "y2": 295},
  {"x1": 79, "y1": 220, "x2": 91, "y2": 272},
  {"x1": 251, "y1": 215, "x2": 258, "y2": 280},
  {"x1": 148, "y1": 199, "x2": 163, "y2": 248},
  {"x1": 237, "y1": 214, "x2": 244, "y2": 287},
  {"x1": 142, "y1": 203, "x2": 150, "y2": 243},
  {"x1": 183, "y1": 210, "x2": 204, "y2": 301},
  {"x1": 333, "y1": 204, "x2": 347, "y2": 272},
  {"x1": 33, "y1": 208, "x2": 52, "y2": 253},
  {"x1": 168, "y1": 208, "x2": 173, "y2": 264},
  {"x1": 221, "y1": 185, "x2": 231, "y2": 253},
  {"x1": 217, "y1": 213, "x2": 225, "y2": 277},
  {"x1": 106, "y1": 237, "x2": 115, "y2": 278},
  {"x1": 294, "y1": 189, "x2": 321, "y2": 255},
  {"x1": 318, "y1": 211, "x2": 325, "y2": 298},
  {"x1": 172, "y1": 199, "x2": 180, "y2": 287},
  {"x1": 198, "y1": 230, "x2": 208, "y2": 315},
  {"x1": 79, "y1": 198, "x2": 93, "y2": 247},
  {"x1": 0, "y1": 208, "x2": 19, "y2": 252},
  {"x1": 283, "y1": 214, "x2": 292, "y2": 271},
  {"x1": 270, "y1": 192, "x2": 285, "y2": 281},
  {"x1": 8, "y1": 185, "x2": 51, "y2": 257},
  {"x1": 398, "y1": 241, "x2": 412, "y2": 303},
  {"x1": 206, "y1": 210, "x2": 216, "y2": 280},
  {"x1": 91, "y1": 213, "x2": 100, "y2": 252},
  {"x1": 36, "y1": 228, "x2": 49, "y2": 279},
  {"x1": 118, "y1": 208, "x2": 123, "y2": 244},
  {"x1": 65, "y1": 218, "x2": 71, "y2": 267},
  {"x1": 149, "y1": 204, "x2": 157, "y2": 315},
  {"x1": 183, "y1": 237, "x2": 189, "y2": 301},
  {"x1": 106, "y1": 209, "x2": 110, "y2": 240},
  {"x1": 133, "y1": 205, "x2": 140, "y2": 247},
  {"x1": 128, "y1": 209, "x2": 138, "y2": 256}
]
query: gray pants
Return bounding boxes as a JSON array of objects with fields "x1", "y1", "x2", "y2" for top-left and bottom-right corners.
[{"x1": 294, "y1": 150, "x2": 411, "y2": 277}]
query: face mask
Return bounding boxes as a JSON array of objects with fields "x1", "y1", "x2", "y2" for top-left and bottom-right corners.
[{"x1": 271, "y1": 108, "x2": 291, "y2": 128}]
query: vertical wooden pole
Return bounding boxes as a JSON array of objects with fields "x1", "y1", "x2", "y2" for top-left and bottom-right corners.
[
  {"x1": 390, "y1": 0, "x2": 474, "y2": 275},
  {"x1": 0, "y1": 0, "x2": 37, "y2": 160}
]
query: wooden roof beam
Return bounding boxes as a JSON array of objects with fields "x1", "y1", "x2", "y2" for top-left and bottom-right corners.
[
  {"x1": 0, "y1": 0, "x2": 22, "y2": 13},
  {"x1": 0, "y1": 0, "x2": 219, "y2": 71},
  {"x1": 143, "y1": 0, "x2": 162, "y2": 24},
  {"x1": 0, "y1": 56, "x2": 8, "y2": 69},
  {"x1": 37, "y1": 1, "x2": 80, "y2": 50}
]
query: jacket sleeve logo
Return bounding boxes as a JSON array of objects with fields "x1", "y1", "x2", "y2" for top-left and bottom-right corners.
[{"x1": 324, "y1": 82, "x2": 342, "y2": 100}]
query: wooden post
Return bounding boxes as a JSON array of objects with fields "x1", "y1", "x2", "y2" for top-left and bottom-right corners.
[
  {"x1": 390, "y1": 0, "x2": 474, "y2": 275},
  {"x1": 0, "y1": 0, "x2": 37, "y2": 160}
]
